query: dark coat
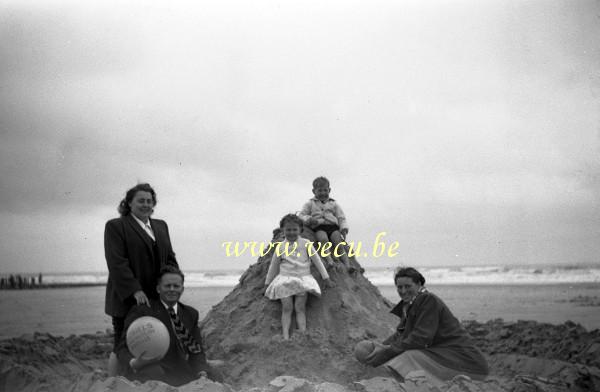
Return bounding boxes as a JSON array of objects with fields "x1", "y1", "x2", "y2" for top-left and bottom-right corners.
[
  {"x1": 383, "y1": 291, "x2": 489, "y2": 376},
  {"x1": 104, "y1": 214, "x2": 178, "y2": 317},
  {"x1": 116, "y1": 299, "x2": 210, "y2": 386}
]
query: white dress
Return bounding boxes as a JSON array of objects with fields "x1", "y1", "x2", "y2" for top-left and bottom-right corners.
[{"x1": 264, "y1": 238, "x2": 330, "y2": 300}]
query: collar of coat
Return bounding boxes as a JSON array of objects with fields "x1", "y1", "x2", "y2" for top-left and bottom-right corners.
[{"x1": 389, "y1": 287, "x2": 429, "y2": 318}]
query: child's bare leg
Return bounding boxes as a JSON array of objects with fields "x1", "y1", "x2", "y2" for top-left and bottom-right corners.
[
  {"x1": 294, "y1": 294, "x2": 308, "y2": 332},
  {"x1": 281, "y1": 297, "x2": 294, "y2": 340},
  {"x1": 330, "y1": 231, "x2": 354, "y2": 271},
  {"x1": 315, "y1": 230, "x2": 335, "y2": 267}
]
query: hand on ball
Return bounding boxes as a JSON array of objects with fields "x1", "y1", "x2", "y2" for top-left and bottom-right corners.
[{"x1": 130, "y1": 350, "x2": 161, "y2": 370}]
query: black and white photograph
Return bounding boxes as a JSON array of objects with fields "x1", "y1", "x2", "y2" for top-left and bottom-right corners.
[{"x1": 1, "y1": 0, "x2": 599, "y2": 391}]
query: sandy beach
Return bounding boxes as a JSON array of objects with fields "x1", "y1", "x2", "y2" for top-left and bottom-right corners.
[{"x1": 1, "y1": 261, "x2": 599, "y2": 392}]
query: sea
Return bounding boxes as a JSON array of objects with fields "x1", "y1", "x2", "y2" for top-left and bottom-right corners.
[{"x1": 34, "y1": 264, "x2": 600, "y2": 287}]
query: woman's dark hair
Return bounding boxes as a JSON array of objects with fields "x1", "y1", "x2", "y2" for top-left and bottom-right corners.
[
  {"x1": 158, "y1": 265, "x2": 185, "y2": 283},
  {"x1": 279, "y1": 213, "x2": 304, "y2": 229},
  {"x1": 394, "y1": 267, "x2": 426, "y2": 286},
  {"x1": 117, "y1": 183, "x2": 157, "y2": 216}
]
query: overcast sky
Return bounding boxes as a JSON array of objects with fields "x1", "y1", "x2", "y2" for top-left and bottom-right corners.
[{"x1": 1, "y1": 0, "x2": 599, "y2": 274}]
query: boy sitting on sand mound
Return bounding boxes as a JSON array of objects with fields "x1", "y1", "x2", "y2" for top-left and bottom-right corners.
[{"x1": 299, "y1": 176, "x2": 355, "y2": 272}]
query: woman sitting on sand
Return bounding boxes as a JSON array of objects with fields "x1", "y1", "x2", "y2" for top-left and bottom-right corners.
[{"x1": 358, "y1": 267, "x2": 489, "y2": 384}]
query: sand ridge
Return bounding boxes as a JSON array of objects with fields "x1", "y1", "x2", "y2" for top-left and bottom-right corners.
[{"x1": 200, "y1": 231, "x2": 398, "y2": 387}]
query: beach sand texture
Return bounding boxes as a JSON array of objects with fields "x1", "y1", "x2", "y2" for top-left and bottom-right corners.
[{"x1": 2, "y1": 318, "x2": 600, "y2": 392}]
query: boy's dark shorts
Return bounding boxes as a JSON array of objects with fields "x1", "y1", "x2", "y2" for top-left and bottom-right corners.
[{"x1": 313, "y1": 224, "x2": 341, "y2": 237}]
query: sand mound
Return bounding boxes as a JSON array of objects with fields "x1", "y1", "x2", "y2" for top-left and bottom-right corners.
[{"x1": 200, "y1": 229, "x2": 397, "y2": 388}]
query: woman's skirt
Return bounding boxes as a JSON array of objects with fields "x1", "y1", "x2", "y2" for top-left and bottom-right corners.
[
  {"x1": 265, "y1": 274, "x2": 321, "y2": 300},
  {"x1": 383, "y1": 350, "x2": 487, "y2": 386}
]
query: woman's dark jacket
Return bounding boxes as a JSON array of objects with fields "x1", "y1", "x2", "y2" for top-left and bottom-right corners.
[
  {"x1": 383, "y1": 291, "x2": 489, "y2": 375},
  {"x1": 104, "y1": 214, "x2": 178, "y2": 317}
]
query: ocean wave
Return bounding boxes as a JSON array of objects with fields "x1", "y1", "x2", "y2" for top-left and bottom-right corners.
[
  {"x1": 34, "y1": 265, "x2": 600, "y2": 287},
  {"x1": 41, "y1": 271, "x2": 243, "y2": 288},
  {"x1": 364, "y1": 266, "x2": 600, "y2": 286}
]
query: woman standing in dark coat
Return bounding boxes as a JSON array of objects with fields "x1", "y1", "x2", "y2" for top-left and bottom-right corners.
[
  {"x1": 359, "y1": 267, "x2": 488, "y2": 384},
  {"x1": 104, "y1": 183, "x2": 179, "y2": 375}
]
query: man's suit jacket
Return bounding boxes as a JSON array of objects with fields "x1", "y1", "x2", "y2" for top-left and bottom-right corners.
[
  {"x1": 116, "y1": 299, "x2": 209, "y2": 386},
  {"x1": 104, "y1": 214, "x2": 178, "y2": 317}
]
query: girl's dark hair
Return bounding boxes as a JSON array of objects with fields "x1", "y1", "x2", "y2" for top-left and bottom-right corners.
[
  {"x1": 279, "y1": 213, "x2": 304, "y2": 229},
  {"x1": 394, "y1": 267, "x2": 426, "y2": 286},
  {"x1": 117, "y1": 183, "x2": 157, "y2": 216}
]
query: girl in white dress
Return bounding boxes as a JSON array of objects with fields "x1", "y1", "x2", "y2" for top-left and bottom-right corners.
[{"x1": 265, "y1": 214, "x2": 333, "y2": 339}]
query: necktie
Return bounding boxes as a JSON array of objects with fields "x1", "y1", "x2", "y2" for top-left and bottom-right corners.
[
  {"x1": 167, "y1": 307, "x2": 202, "y2": 354},
  {"x1": 145, "y1": 223, "x2": 155, "y2": 241}
]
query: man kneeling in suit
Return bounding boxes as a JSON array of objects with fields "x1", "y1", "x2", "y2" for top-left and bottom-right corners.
[{"x1": 117, "y1": 265, "x2": 221, "y2": 386}]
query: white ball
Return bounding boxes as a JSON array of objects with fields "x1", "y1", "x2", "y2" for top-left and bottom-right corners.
[{"x1": 126, "y1": 316, "x2": 170, "y2": 360}]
